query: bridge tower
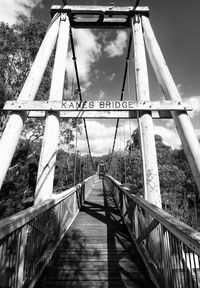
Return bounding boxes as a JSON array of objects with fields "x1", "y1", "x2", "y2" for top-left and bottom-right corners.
[{"x1": 1, "y1": 4, "x2": 200, "y2": 209}]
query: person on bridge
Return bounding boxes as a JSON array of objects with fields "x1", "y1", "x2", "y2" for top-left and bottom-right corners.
[{"x1": 97, "y1": 162, "x2": 105, "y2": 179}]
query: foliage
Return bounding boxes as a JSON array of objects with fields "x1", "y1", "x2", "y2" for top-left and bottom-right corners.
[
  {"x1": 0, "y1": 21, "x2": 51, "y2": 102},
  {"x1": 0, "y1": 19, "x2": 83, "y2": 219},
  {"x1": 0, "y1": 138, "x2": 94, "y2": 219},
  {"x1": 0, "y1": 139, "x2": 40, "y2": 218},
  {"x1": 0, "y1": 20, "x2": 198, "y2": 231},
  {"x1": 108, "y1": 128, "x2": 200, "y2": 230}
]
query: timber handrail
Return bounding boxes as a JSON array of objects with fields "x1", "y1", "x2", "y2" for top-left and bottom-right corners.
[
  {"x1": 107, "y1": 175, "x2": 200, "y2": 254},
  {"x1": 0, "y1": 182, "x2": 81, "y2": 239},
  {"x1": 0, "y1": 175, "x2": 97, "y2": 288},
  {"x1": 105, "y1": 175, "x2": 200, "y2": 288}
]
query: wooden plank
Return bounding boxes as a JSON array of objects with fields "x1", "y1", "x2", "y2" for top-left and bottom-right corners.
[
  {"x1": 68, "y1": 21, "x2": 130, "y2": 29},
  {"x1": 51, "y1": 5, "x2": 149, "y2": 15},
  {"x1": 3, "y1": 100, "x2": 192, "y2": 111},
  {"x1": 27, "y1": 110, "x2": 173, "y2": 119}
]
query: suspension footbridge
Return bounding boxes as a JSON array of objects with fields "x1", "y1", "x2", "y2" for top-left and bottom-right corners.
[{"x1": 1, "y1": 3, "x2": 200, "y2": 288}]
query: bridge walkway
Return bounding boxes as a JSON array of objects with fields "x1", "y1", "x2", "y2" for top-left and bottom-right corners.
[{"x1": 34, "y1": 179, "x2": 155, "y2": 288}]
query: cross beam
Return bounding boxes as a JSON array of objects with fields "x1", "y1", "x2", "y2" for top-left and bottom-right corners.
[
  {"x1": 27, "y1": 111, "x2": 173, "y2": 119},
  {"x1": 51, "y1": 5, "x2": 149, "y2": 28},
  {"x1": 3, "y1": 100, "x2": 191, "y2": 112}
]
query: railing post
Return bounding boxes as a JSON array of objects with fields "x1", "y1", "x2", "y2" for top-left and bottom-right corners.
[
  {"x1": 131, "y1": 15, "x2": 161, "y2": 208},
  {"x1": 35, "y1": 13, "x2": 70, "y2": 204},
  {"x1": 134, "y1": 204, "x2": 139, "y2": 238},
  {"x1": 16, "y1": 226, "x2": 27, "y2": 288},
  {"x1": 160, "y1": 226, "x2": 173, "y2": 288}
]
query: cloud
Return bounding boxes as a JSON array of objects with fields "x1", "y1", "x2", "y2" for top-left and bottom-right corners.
[
  {"x1": 66, "y1": 29, "x2": 101, "y2": 90},
  {"x1": 98, "y1": 90, "x2": 105, "y2": 100},
  {"x1": 76, "y1": 121, "x2": 116, "y2": 156},
  {"x1": 155, "y1": 125, "x2": 181, "y2": 149},
  {"x1": 176, "y1": 84, "x2": 200, "y2": 119},
  {"x1": 186, "y1": 96, "x2": 200, "y2": 118},
  {"x1": 104, "y1": 31, "x2": 128, "y2": 58},
  {"x1": 177, "y1": 83, "x2": 184, "y2": 97},
  {"x1": 106, "y1": 72, "x2": 116, "y2": 81},
  {"x1": 74, "y1": 120, "x2": 137, "y2": 156},
  {"x1": 71, "y1": 119, "x2": 184, "y2": 156},
  {"x1": 0, "y1": 0, "x2": 42, "y2": 25}
]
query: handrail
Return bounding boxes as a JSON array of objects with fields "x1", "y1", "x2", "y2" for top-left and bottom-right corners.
[
  {"x1": 105, "y1": 175, "x2": 200, "y2": 288},
  {"x1": 0, "y1": 174, "x2": 97, "y2": 288},
  {"x1": 0, "y1": 176, "x2": 94, "y2": 239}
]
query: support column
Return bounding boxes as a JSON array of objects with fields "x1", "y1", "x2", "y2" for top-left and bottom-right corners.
[
  {"x1": 34, "y1": 14, "x2": 70, "y2": 204},
  {"x1": 0, "y1": 16, "x2": 60, "y2": 189},
  {"x1": 132, "y1": 16, "x2": 161, "y2": 208},
  {"x1": 142, "y1": 15, "x2": 200, "y2": 195}
]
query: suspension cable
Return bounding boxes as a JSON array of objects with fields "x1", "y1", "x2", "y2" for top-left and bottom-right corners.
[
  {"x1": 69, "y1": 28, "x2": 95, "y2": 172},
  {"x1": 129, "y1": 0, "x2": 141, "y2": 10},
  {"x1": 108, "y1": 33, "x2": 132, "y2": 171},
  {"x1": 73, "y1": 125, "x2": 78, "y2": 186}
]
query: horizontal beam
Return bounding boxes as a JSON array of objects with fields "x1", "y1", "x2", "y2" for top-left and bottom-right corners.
[
  {"x1": 51, "y1": 5, "x2": 149, "y2": 28},
  {"x1": 3, "y1": 100, "x2": 192, "y2": 112},
  {"x1": 26, "y1": 110, "x2": 173, "y2": 119},
  {"x1": 69, "y1": 21, "x2": 129, "y2": 29},
  {"x1": 51, "y1": 5, "x2": 149, "y2": 15}
]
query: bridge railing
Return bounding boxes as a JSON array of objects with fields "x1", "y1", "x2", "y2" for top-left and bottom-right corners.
[
  {"x1": 0, "y1": 175, "x2": 97, "y2": 288},
  {"x1": 105, "y1": 175, "x2": 200, "y2": 288}
]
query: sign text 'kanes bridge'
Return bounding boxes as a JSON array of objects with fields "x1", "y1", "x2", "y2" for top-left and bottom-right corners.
[{"x1": 3, "y1": 100, "x2": 192, "y2": 112}]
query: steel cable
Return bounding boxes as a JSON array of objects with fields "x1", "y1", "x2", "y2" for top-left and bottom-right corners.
[
  {"x1": 69, "y1": 28, "x2": 95, "y2": 172},
  {"x1": 108, "y1": 33, "x2": 132, "y2": 171}
]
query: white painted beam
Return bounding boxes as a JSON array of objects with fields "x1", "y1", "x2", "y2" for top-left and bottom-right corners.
[
  {"x1": 26, "y1": 110, "x2": 173, "y2": 119},
  {"x1": 34, "y1": 14, "x2": 70, "y2": 204},
  {"x1": 51, "y1": 5, "x2": 149, "y2": 14},
  {"x1": 132, "y1": 16, "x2": 161, "y2": 208},
  {"x1": 3, "y1": 100, "x2": 192, "y2": 111},
  {"x1": 0, "y1": 16, "x2": 60, "y2": 189},
  {"x1": 142, "y1": 15, "x2": 200, "y2": 195}
]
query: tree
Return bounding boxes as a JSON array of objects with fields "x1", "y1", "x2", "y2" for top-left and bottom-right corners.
[
  {"x1": 108, "y1": 128, "x2": 200, "y2": 229},
  {"x1": 0, "y1": 21, "x2": 52, "y2": 102},
  {"x1": 0, "y1": 19, "x2": 82, "y2": 218}
]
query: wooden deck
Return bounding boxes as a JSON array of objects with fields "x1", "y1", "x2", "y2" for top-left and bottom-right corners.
[{"x1": 34, "y1": 179, "x2": 155, "y2": 288}]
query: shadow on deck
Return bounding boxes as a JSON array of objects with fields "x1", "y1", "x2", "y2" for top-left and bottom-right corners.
[{"x1": 34, "y1": 179, "x2": 155, "y2": 288}]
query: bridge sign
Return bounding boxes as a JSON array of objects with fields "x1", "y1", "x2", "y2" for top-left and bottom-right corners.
[{"x1": 3, "y1": 100, "x2": 192, "y2": 112}]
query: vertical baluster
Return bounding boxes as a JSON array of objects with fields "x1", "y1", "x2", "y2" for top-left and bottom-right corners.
[
  {"x1": 0, "y1": 241, "x2": 6, "y2": 285},
  {"x1": 134, "y1": 204, "x2": 139, "y2": 239},
  {"x1": 160, "y1": 226, "x2": 172, "y2": 287},
  {"x1": 192, "y1": 252, "x2": 200, "y2": 287},
  {"x1": 16, "y1": 226, "x2": 27, "y2": 288},
  {"x1": 177, "y1": 241, "x2": 185, "y2": 288}
]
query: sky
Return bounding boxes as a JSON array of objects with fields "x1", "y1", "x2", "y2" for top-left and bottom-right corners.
[{"x1": 1, "y1": 0, "x2": 200, "y2": 156}]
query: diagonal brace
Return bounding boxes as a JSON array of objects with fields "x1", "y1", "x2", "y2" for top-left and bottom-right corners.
[{"x1": 136, "y1": 218, "x2": 159, "y2": 244}]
